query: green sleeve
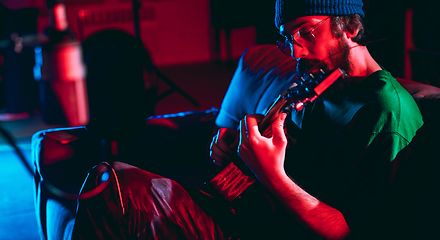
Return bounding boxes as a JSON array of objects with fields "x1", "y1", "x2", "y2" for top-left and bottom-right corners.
[{"x1": 337, "y1": 103, "x2": 416, "y2": 239}]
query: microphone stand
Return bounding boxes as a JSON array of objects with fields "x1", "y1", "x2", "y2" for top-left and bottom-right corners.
[{"x1": 131, "y1": 0, "x2": 199, "y2": 107}]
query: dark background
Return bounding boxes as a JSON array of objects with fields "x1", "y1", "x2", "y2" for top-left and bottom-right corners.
[{"x1": 0, "y1": 0, "x2": 439, "y2": 114}]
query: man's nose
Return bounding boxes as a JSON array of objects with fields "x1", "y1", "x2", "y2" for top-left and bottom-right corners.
[{"x1": 291, "y1": 43, "x2": 308, "y2": 59}]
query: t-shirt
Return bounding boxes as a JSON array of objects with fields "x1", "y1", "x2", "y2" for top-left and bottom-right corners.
[{"x1": 285, "y1": 70, "x2": 423, "y2": 239}]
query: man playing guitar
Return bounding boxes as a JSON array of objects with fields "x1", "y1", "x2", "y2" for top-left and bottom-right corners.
[
  {"x1": 210, "y1": 0, "x2": 423, "y2": 239},
  {"x1": 71, "y1": 1, "x2": 423, "y2": 239}
]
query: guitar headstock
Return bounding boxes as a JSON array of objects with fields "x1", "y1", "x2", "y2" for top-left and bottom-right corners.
[
  {"x1": 258, "y1": 68, "x2": 346, "y2": 136},
  {"x1": 284, "y1": 68, "x2": 346, "y2": 111}
]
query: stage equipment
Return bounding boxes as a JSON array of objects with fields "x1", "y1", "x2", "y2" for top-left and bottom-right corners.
[
  {"x1": 131, "y1": 0, "x2": 199, "y2": 107},
  {"x1": 34, "y1": 0, "x2": 89, "y2": 126}
]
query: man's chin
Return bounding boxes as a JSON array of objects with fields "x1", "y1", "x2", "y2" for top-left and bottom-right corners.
[{"x1": 296, "y1": 59, "x2": 330, "y2": 76}]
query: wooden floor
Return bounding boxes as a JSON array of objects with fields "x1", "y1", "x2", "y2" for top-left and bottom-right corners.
[{"x1": 0, "y1": 61, "x2": 236, "y2": 239}]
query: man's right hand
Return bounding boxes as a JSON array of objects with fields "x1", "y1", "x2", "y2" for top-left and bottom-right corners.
[{"x1": 210, "y1": 128, "x2": 239, "y2": 167}]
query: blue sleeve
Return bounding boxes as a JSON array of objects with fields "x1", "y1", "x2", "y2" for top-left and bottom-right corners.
[{"x1": 215, "y1": 45, "x2": 298, "y2": 129}]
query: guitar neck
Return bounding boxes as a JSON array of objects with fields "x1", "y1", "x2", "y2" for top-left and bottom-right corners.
[{"x1": 258, "y1": 95, "x2": 290, "y2": 137}]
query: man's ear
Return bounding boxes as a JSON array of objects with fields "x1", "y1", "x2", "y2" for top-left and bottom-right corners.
[{"x1": 344, "y1": 28, "x2": 360, "y2": 39}]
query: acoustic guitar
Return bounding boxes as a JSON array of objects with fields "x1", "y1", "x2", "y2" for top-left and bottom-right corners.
[{"x1": 202, "y1": 68, "x2": 346, "y2": 239}]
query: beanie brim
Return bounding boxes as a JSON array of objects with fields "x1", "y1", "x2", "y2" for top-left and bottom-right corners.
[{"x1": 275, "y1": 0, "x2": 365, "y2": 29}]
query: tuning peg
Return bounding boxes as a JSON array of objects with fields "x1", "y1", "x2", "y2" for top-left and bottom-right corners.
[{"x1": 294, "y1": 102, "x2": 304, "y2": 111}]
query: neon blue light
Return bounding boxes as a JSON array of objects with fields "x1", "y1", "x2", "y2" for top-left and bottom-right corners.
[
  {"x1": 101, "y1": 172, "x2": 109, "y2": 182},
  {"x1": 33, "y1": 46, "x2": 43, "y2": 81},
  {"x1": 33, "y1": 65, "x2": 41, "y2": 81}
]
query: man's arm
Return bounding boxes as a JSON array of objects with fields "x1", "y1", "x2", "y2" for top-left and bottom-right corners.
[
  {"x1": 264, "y1": 170, "x2": 350, "y2": 240},
  {"x1": 238, "y1": 114, "x2": 350, "y2": 240}
]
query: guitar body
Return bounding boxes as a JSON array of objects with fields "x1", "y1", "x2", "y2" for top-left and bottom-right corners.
[{"x1": 203, "y1": 68, "x2": 346, "y2": 239}]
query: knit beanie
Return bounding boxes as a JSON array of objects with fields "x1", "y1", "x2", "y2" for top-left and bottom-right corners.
[{"x1": 275, "y1": 0, "x2": 364, "y2": 29}]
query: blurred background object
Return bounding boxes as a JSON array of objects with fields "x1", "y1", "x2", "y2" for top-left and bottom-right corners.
[
  {"x1": 35, "y1": 0, "x2": 89, "y2": 126},
  {"x1": 210, "y1": 0, "x2": 279, "y2": 66},
  {"x1": 0, "y1": 0, "x2": 41, "y2": 121},
  {"x1": 403, "y1": 1, "x2": 440, "y2": 86}
]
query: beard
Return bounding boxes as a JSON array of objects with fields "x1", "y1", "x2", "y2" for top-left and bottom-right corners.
[{"x1": 296, "y1": 38, "x2": 352, "y2": 92}]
